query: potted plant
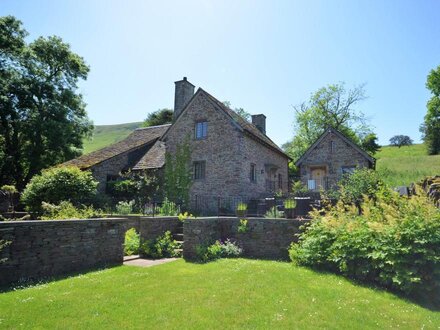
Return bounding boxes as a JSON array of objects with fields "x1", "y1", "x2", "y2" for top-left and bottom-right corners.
[
  {"x1": 283, "y1": 198, "x2": 296, "y2": 219},
  {"x1": 236, "y1": 202, "x2": 247, "y2": 217}
]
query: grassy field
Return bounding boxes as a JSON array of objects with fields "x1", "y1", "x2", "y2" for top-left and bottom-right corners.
[
  {"x1": 0, "y1": 259, "x2": 438, "y2": 329},
  {"x1": 82, "y1": 122, "x2": 142, "y2": 154},
  {"x1": 375, "y1": 144, "x2": 440, "y2": 187}
]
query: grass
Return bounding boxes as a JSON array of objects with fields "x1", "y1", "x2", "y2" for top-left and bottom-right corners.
[
  {"x1": 82, "y1": 122, "x2": 142, "y2": 154},
  {"x1": 375, "y1": 143, "x2": 440, "y2": 187},
  {"x1": 0, "y1": 259, "x2": 438, "y2": 329}
]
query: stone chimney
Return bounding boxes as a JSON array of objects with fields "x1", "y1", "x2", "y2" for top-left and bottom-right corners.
[
  {"x1": 174, "y1": 77, "x2": 195, "y2": 120},
  {"x1": 252, "y1": 114, "x2": 266, "y2": 134}
]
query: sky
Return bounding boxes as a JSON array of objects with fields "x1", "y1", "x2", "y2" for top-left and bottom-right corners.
[{"x1": 2, "y1": 0, "x2": 440, "y2": 146}]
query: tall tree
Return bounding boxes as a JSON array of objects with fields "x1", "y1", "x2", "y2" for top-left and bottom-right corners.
[
  {"x1": 283, "y1": 83, "x2": 373, "y2": 160},
  {"x1": 420, "y1": 64, "x2": 440, "y2": 155},
  {"x1": 389, "y1": 135, "x2": 413, "y2": 148},
  {"x1": 142, "y1": 108, "x2": 173, "y2": 127},
  {"x1": 0, "y1": 16, "x2": 92, "y2": 189}
]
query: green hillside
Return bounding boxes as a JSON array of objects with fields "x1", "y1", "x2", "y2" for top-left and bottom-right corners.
[
  {"x1": 82, "y1": 122, "x2": 143, "y2": 154},
  {"x1": 376, "y1": 143, "x2": 440, "y2": 187}
]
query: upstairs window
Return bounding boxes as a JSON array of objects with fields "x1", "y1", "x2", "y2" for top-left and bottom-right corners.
[
  {"x1": 195, "y1": 121, "x2": 208, "y2": 139},
  {"x1": 194, "y1": 161, "x2": 206, "y2": 180},
  {"x1": 330, "y1": 140, "x2": 336, "y2": 153},
  {"x1": 250, "y1": 164, "x2": 257, "y2": 183}
]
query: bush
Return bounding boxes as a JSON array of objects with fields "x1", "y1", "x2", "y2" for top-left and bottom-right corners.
[
  {"x1": 289, "y1": 187, "x2": 440, "y2": 298},
  {"x1": 40, "y1": 201, "x2": 104, "y2": 220},
  {"x1": 21, "y1": 167, "x2": 98, "y2": 214},
  {"x1": 283, "y1": 199, "x2": 297, "y2": 209},
  {"x1": 139, "y1": 231, "x2": 180, "y2": 259},
  {"x1": 158, "y1": 198, "x2": 180, "y2": 216},
  {"x1": 265, "y1": 206, "x2": 283, "y2": 218},
  {"x1": 237, "y1": 219, "x2": 248, "y2": 233},
  {"x1": 0, "y1": 239, "x2": 11, "y2": 263},
  {"x1": 196, "y1": 239, "x2": 243, "y2": 262},
  {"x1": 337, "y1": 168, "x2": 384, "y2": 205},
  {"x1": 115, "y1": 200, "x2": 135, "y2": 215},
  {"x1": 178, "y1": 212, "x2": 194, "y2": 222},
  {"x1": 124, "y1": 228, "x2": 140, "y2": 256}
]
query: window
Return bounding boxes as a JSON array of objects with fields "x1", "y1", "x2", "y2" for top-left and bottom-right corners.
[
  {"x1": 195, "y1": 121, "x2": 208, "y2": 139},
  {"x1": 278, "y1": 173, "x2": 283, "y2": 190},
  {"x1": 106, "y1": 174, "x2": 119, "y2": 182},
  {"x1": 330, "y1": 140, "x2": 336, "y2": 153},
  {"x1": 194, "y1": 161, "x2": 206, "y2": 180},
  {"x1": 250, "y1": 164, "x2": 257, "y2": 183},
  {"x1": 341, "y1": 166, "x2": 356, "y2": 175}
]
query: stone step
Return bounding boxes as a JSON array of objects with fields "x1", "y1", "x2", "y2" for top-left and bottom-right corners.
[
  {"x1": 174, "y1": 240, "x2": 184, "y2": 245},
  {"x1": 173, "y1": 233, "x2": 184, "y2": 240}
]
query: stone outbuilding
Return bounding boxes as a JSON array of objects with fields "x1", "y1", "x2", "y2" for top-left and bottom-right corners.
[{"x1": 295, "y1": 127, "x2": 375, "y2": 191}]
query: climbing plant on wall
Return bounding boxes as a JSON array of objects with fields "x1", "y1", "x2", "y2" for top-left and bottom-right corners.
[{"x1": 164, "y1": 137, "x2": 191, "y2": 207}]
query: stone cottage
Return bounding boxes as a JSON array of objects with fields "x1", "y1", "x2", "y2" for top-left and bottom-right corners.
[
  {"x1": 295, "y1": 127, "x2": 375, "y2": 190},
  {"x1": 63, "y1": 78, "x2": 291, "y2": 203}
]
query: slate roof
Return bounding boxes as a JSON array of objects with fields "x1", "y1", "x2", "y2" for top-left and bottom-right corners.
[
  {"x1": 132, "y1": 140, "x2": 166, "y2": 170},
  {"x1": 295, "y1": 127, "x2": 376, "y2": 167},
  {"x1": 199, "y1": 89, "x2": 292, "y2": 160},
  {"x1": 62, "y1": 124, "x2": 170, "y2": 169}
]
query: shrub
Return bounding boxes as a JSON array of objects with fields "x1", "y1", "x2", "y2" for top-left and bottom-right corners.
[
  {"x1": 106, "y1": 179, "x2": 137, "y2": 200},
  {"x1": 236, "y1": 202, "x2": 247, "y2": 211},
  {"x1": 124, "y1": 228, "x2": 140, "y2": 256},
  {"x1": 283, "y1": 199, "x2": 297, "y2": 209},
  {"x1": 158, "y1": 198, "x2": 180, "y2": 216},
  {"x1": 337, "y1": 168, "x2": 385, "y2": 205},
  {"x1": 178, "y1": 212, "x2": 194, "y2": 222},
  {"x1": 21, "y1": 167, "x2": 98, "y2": 214},
  {"x1": 265, "y1": 206, "x2": 283, "y2": 218},
  {"x1": 291, "y1": 180, "x2": 308, "y2": 195},
  {"x1": 115, "y1": 200, "x2": 135, "y2": 215},
  {"x1": 1, "y1": 185, "x2": 17, "y2": 212},
  {"x1": 139, "y1": 231, "x2": 180, "y2": 259},
  {"x1": 289, "y1": 187, "x2": 440, "y2": 298},
  {"x1": 196, "y1": 239, "x2": 243, "y2": 262},
  {"x1": 40, "y1": 201, "x2": 104, "y2": 220},
  {"x1": 237, "y1": 219, "x2": 248, "y2": 233}
]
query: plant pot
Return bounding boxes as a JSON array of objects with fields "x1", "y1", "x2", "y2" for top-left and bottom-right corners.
[{"x1": 284, "y1": 208, "x2": 295, "y2": 219}]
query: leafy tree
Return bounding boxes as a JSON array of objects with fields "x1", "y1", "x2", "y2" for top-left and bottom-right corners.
[
  {"x1": 389, "y1": 135, "x2": 413, "y2": 148},
  {"x1": 361, "y1": 133, "x2": 381, "y2": 154},
  {"x1": 283, "y1": 83, "x2": 372, "y2": 160},
  {"x1": 21, "y1": 166, "x2": 98, "y2": 214},
  {"x1": 0, "y1": 16, "x2": 92, "y2": 189},
  {"x1": 223, "y1": 101, "x2": 251, "y2": 121},
  {"x1": 420, "y1": 64, "x2": 440, "y2": 155},
  {"x1": 142, "y1": 108, "x2": 173, "y2": 127}
]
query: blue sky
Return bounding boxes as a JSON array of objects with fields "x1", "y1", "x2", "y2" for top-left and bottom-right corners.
[{"x1": 2, "y1": 0, "x2": 440, "y2": 146}]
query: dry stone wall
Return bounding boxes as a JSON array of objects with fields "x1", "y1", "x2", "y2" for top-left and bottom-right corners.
[{"x1": 183, "y1": 217, "x2": 309, "y2": 260}]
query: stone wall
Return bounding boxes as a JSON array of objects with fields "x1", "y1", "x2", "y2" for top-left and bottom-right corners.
[
  {"x1": 90, "y1": 144, "x2": 152, "y2": 193},
  {"x1": 299, "y1": 131, "x2": 371, "y2": 189},
  {"x1": 0, "y1": 217, "x2": 180, "y2": 287},
  {"x1": 183, "y1": 217, "x2": 309, "y2": 260}
]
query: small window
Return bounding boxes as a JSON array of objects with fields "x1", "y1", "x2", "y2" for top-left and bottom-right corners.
[
  {"x1": 330, "y1": 140, "x2": 336, "y2": 153},
  {"x1": 250, "y1": 164, "x2": 257, "y2": 183},
  {"x1": 194, "y1": 161, "x2": 206, "y2": 180},
  {"x1": 106, "y1": 174, "x2": 119, "y2": 182},
  {"x1": 341, "y1": 166, "x2": 356, "y2": 175},
  {"x1": 278, "y1": 173, "x2": 282, "y2": 190},
  {"x1": 195, "y1": 122, "x2": 208, "y2": 139}
]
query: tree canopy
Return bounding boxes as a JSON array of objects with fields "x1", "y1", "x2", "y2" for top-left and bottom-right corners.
[
  {"x1": 142, "y1": 108, "x2": 173, "y2": 127},
  {"x1": 0, "y1": 16, "x2": 92, "y2": 189},
  {"x1": 223, "y1": 101, "x2": 251, "y2": 122},
  {"x1": 389, "y1": 135, "x2": 413, "y2": 148},
  {"x1": 283, "y1": 83, "x2": 374, "y2": 161},
  {"x1": 420, "y1": 64, "x2": 440, "y2": 155}
]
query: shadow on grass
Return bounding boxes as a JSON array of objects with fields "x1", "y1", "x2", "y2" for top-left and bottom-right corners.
[
  {"x1": 302, "y1": 265, "x2": 440, "y2": 312},
  {"x1": 0, "y1": 263, "x2": 122, "y2": 294}
]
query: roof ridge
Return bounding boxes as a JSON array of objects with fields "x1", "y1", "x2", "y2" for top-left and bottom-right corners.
[{"x1": 135, "y1": 123, "x2": 172, "y2": 130}]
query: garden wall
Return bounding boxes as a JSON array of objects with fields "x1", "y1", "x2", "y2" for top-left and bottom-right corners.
[
  {"x1": 183, "y1": 217, "x2": 309, "y2": 260},
  {"x1": 0, "y1": 216, "x2": 179, "y2": 287}
]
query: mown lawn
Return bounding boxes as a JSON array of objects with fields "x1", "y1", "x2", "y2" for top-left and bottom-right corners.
[
  {"x1": 0, "y1": 259, "x2": 438, "y2": 329},
  {"x1": 376, "y1": 144, "x2": 440, "y2": 187}
]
